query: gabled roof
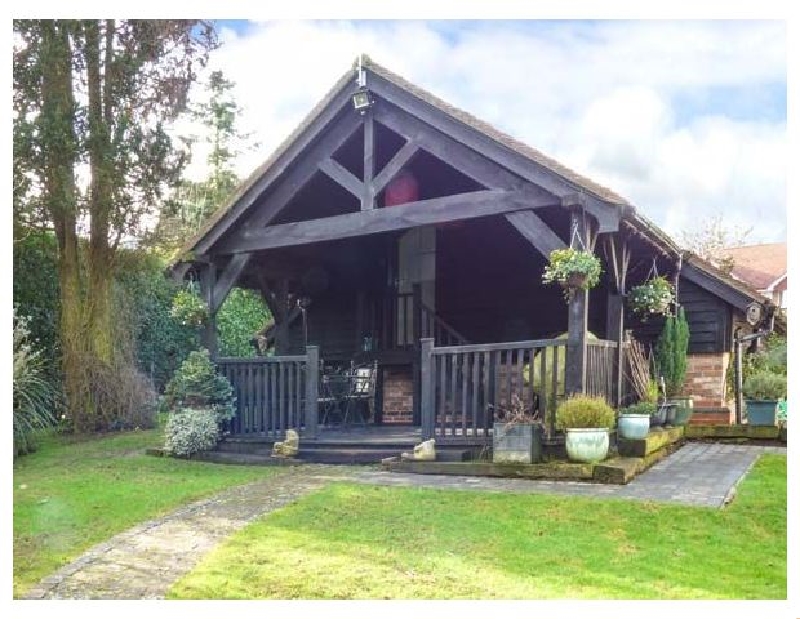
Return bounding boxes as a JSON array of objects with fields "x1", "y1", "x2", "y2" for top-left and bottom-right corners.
[
  {"x1": 681, "y1": 251, "x2": 771, "y2": 312},
  {"x1": 715, "y1": 243, "x2": 787, "y2": 291},
  {"x1": 175, "y1": 54, "x2": 633, "y2": 264}
]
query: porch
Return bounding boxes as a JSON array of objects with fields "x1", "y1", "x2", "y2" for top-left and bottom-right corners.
[{"x1": 215, "y1": 335, "x2": 625, "y2": 447}]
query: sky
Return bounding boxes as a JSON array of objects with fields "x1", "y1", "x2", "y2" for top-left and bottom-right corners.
[{"x1": 179, "y1": 19, "x2": 787, "y2": 246}]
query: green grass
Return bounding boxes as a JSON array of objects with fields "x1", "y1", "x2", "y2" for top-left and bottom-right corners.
[
  {"x1": 13, "y1": 429, "x2": 274, "y2": 597},
  {"x1": 170, "y1": 455, "x2": 786, "y2": 600}
]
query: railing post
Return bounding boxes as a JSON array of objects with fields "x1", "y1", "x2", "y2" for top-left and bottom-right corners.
[
  {"x1": 420, "y1": 338, "x2": 435, "y2": 440},
  {"x1": 305, "y1": 346, "x2": 319, "y2": 439},
  {"x1": 412, "y1": 283, "x2": 422, "y2": 343}
]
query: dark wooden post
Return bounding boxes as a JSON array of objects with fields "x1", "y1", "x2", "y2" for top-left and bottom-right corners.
[
  {"x1": 362, "y1": 112, "x2": 375, "y2": 210},
  {"x1": 606, "y1": 294, "x2": 624, "y2": 406},
  {"x1": 564, "y1": 207, "x2": 589, "y2": 396},
  {"x1": 305, "y1": 345, "x2": 319, "y2": 439},
  {"x1": 412, "y1": 284, "x2": 423, "y2": 426},
  {"x1": 604, "y1": 231, "x2": 630, "y2": 407},
  {"x1": 420, "y1": 338, "x2": 435, "y2": 439},
  {"x1": 201, "y1": 262, "x2": 218, "y2": 357},
  {"x1": 733, "y1": 331, "x2": 743, "y2": 425}
]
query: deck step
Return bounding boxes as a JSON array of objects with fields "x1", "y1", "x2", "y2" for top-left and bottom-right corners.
[{"x1": 204, "y1": 444, "x2": 474, "y2": 466}]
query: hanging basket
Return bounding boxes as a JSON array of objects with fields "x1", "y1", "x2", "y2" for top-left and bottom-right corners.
[
  {"x1": 563, "y1": 271, "x2": 589, "y2": 290},
  {"x1": 542, "y1": 248, "x2": 602, "y2": 293},
  {"x1": 627, "y1": 276, "x2": 675, "y2": 317}
]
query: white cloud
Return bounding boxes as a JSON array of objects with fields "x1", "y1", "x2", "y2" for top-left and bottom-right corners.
[{"x1": 181, "y1": 19, "x2": 786, "y2": 243}]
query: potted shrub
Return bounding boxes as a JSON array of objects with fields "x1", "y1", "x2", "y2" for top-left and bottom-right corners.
[
  {"x1": 743, "y1": 370, "x2": 787, "y2": 427},
  {"x1": 628, "y1": 275, "x2": 675, "y2": 318},
  {"x1": 491, "y1": 394, "x2": 544, "y2": 464},
  {"x1": 555, "y1": 395, "x2": 615, "y2": 463},
  {"x1": 162, "y1": 349, "x2": 236, "y2": 457},
  {"x1": 655, "y1": 307, "x2": 693, "y2": 426},
  {"x1": 617, "y1": 401, "x2": 655, "y2": 440},
  {"x1": 542, "y1": 248, "x2": 602, "y2": 292}
]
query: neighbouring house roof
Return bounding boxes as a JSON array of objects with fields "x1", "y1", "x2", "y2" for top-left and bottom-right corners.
[
  {"x1": 715, "y1": 243, "x2": 787, "y2": 291},
  {"x1": 682, "y1": 251, "x2": 774, "y2": 312}
]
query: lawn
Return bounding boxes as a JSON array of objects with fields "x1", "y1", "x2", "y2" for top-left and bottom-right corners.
[
  {"x1": 170, "y1": 454, "x2": 786, "y2": 600},
  {"x1": 13, "y1": 429, "x2": 274, "y2": 597}
]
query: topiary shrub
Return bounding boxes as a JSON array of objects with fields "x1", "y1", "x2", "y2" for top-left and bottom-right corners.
[
  {"x1": 555, "y1": 394, "x2": 615, "y2": 430},
  {"x1": 163, "y1": 408, "x2": 220, "y2": 457},
  {"x1": 162, "y1": 349, "x2": 235, "y2": 424},
  {"x1": 655, "y1": 307, "x2": 690, "y2": 398}
]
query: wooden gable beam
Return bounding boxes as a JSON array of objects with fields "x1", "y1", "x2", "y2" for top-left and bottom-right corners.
[
  {"x1": 210, "y1": 253, "x2": 250, "y2": 314},
  {"x1": 195, "y1": 83, "x2": 357, "y2": 255},
  {"x1": 318, "y1": 157, "x2": 364, "y2": 199},
  {"x1": 602, "y1": 231, "x2": 631, "y2": 294},
  {"x1": 374, "y1": 105, "x2": 526, "y2": 192},
  {"x1": 220, "y1": 188, "x2": 558, "y2": 254},
  {"x1": 373, "y1": 138, "x2": 419, "y2": 194},
  {"x1": 505, "y1": 210, "x2": 566, "y2": 258},
  {"x1": 368, "y1": 73, "x2": 620, "y2": 232},
  {"x1": 243, "y1": 112, "x2": 364, "y2": 231},
  {"x1": 363, "y1": 113, "x2": 375, "y2": 209}
]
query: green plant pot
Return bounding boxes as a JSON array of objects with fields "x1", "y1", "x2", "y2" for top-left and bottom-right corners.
[
  {"x1": 618, "y1": 414, "x2": 650, "y2": 440},
  {"x1": 670, "y1": 396, "x2": 694, "y2": 426},
  {"x1": 745, "y1": 400, "x2": 778, "y2": 427},
  {"x1": 565, "y1": 428, "x2": 609, "y2": 462},
  {"x1": 493, "y1": 423, "x2": 544, "y2": 463}
]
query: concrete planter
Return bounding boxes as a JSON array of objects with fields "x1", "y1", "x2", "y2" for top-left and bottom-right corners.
[
  {"x1": 745, "y1": 400, "x2": 778, "y2": 427},
  {"x1": 663, "y1": 403, "x2": 677, "y2": 426},
  {"x1": 650, "y1": 405, "x2": 667, "y2": 427},
  {"x1": 493, "y1": 422, "x2": 544, "y2": 464},
  {"x1": 618, "y1": 414, "x2": 651, "y2": 440},
  {"x1": 565, "y1": 428, "x2": 610, "y2": 463},
  {"x1": 670, "y1": 396, "x2": 694, "y2": 426}
]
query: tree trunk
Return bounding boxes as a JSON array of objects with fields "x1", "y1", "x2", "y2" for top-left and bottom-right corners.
[
  {"x1": 85, "y1": 19, "x2": 115, "y2": 365},
  {"x1": 41, "y1": 21, "x2": 89, "y2": 430}
]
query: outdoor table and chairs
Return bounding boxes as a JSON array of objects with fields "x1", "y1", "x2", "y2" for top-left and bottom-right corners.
[{"x1": 318, "y1": 361, "x2": 378, "y2": 427}]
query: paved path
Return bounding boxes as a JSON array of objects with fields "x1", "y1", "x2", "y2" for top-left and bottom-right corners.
[
  {"x1": 23, "y1": 465, "x2": 355, "y2": 600},
  {"x1": 354, "y1": 443, "x2": 786, "y2": 508},
  {"x1": 23, "y1": 443, "x2": 785, "y2": 599}
]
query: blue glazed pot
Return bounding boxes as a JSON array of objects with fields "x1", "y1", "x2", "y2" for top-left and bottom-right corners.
[
  {"x1": 565, "y1": 428, "x2": 610, "y2": 463},
  {"x1": 746, "y1": 400, "x2": 778, "y2": 426},
  {"x1": 618, "y1": 414, "x2": 650, "y2": 440}
]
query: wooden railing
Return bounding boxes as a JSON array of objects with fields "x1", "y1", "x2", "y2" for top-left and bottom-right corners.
[
  {"x1": 420, "y1": 303, "x2": 469, "y2": 346},
  {"x1": 420, "y1": 338, "x2": 567, "y2": 443},
  {"x1": 378, "y1": 290, "x2": 470, "y2": 349},
  {"x1": 216, "y1": 346, "x2": 319, "y2": 439},
  {"x1": 380, "y1": 291, "x2": 416, "y2": 350},
  {"x1": 586, "y1": 339, "x2": 618, "y2": 405}
]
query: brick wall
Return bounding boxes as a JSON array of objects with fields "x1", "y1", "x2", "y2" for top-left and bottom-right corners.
[
  {"x1": 382, "y1": 367, "x2": 414, "y2": 424},
  {"x1": 683, "y1": 352, "x2": 734, "y2": 425}
]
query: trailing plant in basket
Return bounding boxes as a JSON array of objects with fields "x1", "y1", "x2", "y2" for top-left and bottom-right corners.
[
  {"x1": 542, "y1": 248, "x2": 602, "y2": 291},
  {"x1": 627, "y1": 275, "x2": 675, "y2": 317}
]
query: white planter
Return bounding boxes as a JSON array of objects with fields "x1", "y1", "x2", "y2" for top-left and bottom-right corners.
[
  {"x1": 617, "y1": 414, "x2": 650, "y2": 440},
  {"x1": 565, "y1": 428, "x2": 610, "y2": 463}
]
